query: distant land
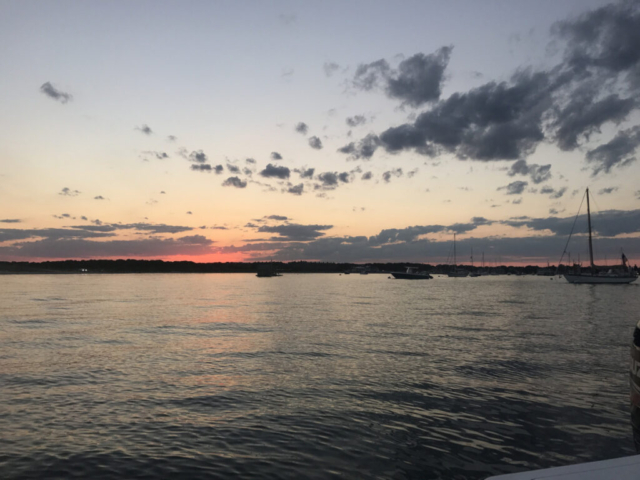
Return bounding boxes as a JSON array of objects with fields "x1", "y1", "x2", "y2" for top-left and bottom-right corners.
[{"x1": 2, "y1": 259, "x2": 636, "y2": 275}]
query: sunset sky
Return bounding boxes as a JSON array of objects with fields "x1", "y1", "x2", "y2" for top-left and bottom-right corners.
[{"x1": 1, "y1": 0, "x2": 640, "y2": 265}]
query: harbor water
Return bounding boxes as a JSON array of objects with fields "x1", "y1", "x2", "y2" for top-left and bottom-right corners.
[{"x1": 1, "y1": 274, "x2": 638, "y2": 479}]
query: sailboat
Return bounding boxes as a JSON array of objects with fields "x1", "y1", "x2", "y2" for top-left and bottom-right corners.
[
  {"x1": 469, "y1": 247, "x2": 481, "y2": 277},
  {"x1": 448, "y1": 233, "x2": 469, "y2": 277},
  {"x1": 563, "y1": 188, "x2": 637, "y2": 284}
]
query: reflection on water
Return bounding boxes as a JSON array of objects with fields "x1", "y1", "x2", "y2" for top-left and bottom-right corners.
[{"x1": 1, "y1": 274, "x2": 638, "y2": 479}]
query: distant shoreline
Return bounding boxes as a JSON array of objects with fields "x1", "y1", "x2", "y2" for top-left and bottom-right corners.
[{"x1": 0, "y1": 259, "x2": 598, "y2": 276}]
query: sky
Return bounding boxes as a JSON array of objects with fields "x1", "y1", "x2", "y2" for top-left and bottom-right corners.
[{"x1": 1, "y1": 0, "x2": 640, "y2": 265}]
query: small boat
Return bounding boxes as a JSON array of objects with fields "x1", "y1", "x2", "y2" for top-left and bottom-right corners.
[
  {"x1": 447, "y1": 234, "x2": 469, "y2": 277},
  {"x1": 391, "y1": 267, "x2": 432, "y2": 280},
  {"x1": 256, "y1": 264, "x2": 282, "y2": 278},
  {"x1": 562, "y1": 188, "x2": 637, "y2": 284}
]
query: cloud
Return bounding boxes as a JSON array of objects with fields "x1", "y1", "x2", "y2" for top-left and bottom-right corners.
[
  {"x1": 270, "y1": 152, "x2": 283, "y2": 161},
  {"x1": 553, "y1": 1, "x2": 640, "y2": 91},
  {"x1": 361, "y1": 171, "x2": 373, "y2": 180},
  {"x1": 382, "y1": 168, "x2": 403, "y2": 183},
  {"x1": 222, "y1": 176, "x2": 247, "y2": 188},
  {"x1": 323, "y1": 62, "x2": 340, "y2": 77},
  {"x1": 141, "y1": 151, "x2": 169, "y2": 161},
  {"x1": 550, "y1": 187, "x2": 567, "y2": 199},
  {"x1": 260, "y1": 163, "x2": 290, "y2": 179},
  {"x1": 59, "y1": 187, "x2": 80, "y2": 197},
  {"x1": 0, "y1": 235, "x2": 214, "y2": 259},
  {"x1": 167, "y1": 135, "x2": 177, "y2": 142},
  {"x1": 294, "y1": 167, "x2": 315, "y2": 178},
  {"x1": 226, "y1": 163, "x2": 240, "y2": 173},
  {"x1": 337, "y1": 133, "x2": 380, "y2": 160},
  {"x1": 507, "y1": 159, "x2": 552, "y2": 184},
  {"x1": 287, "y1": 184, "x2": 304, "y2": 195},
  {"x1": 315, "y1": 171, "x2": 349, "y2": 189},
  {"x1": 186, "y1": 211, "x2": 192, "y2": 215},
  {"x1": 40, "y1": 82, "x2": 72, "y2": 103},
  {"x1": 503, "y1": 208, "x2": 640, "y2": 237},
  {"x1": 135, "y1": 124, "x2": 153, "y2": 135},
  {"x1": 191, "y1": 164, "x2": 213, "y2": 172},
  {"x1": 308, "y1": 136, "x2": 323, "y2": 149},
  {"x1": 0, "y1": 219, "x2": 21, "y2": 223},
  {"x1": 352, "y1": 46, "x2": 453, "y2": 107},
  {"x1": 267, "y1": 215, "x2": 288, "y2": 221},
  {"x1": 295, "y1": 122, "x2": 308, "y2": 134},
  {"x1": 188, "y1": 150, "x2": 208, "y2": 163},
  {"x1": 257, "y1": 223, "x2": 333, "y2": 241},
  {"x1": 245, "y1": 158, "x2": 256, "y2": 164},
  {"x1": 552, "y1": 89, "x2": 635, "y2": 151},
  {"x1": 94, "y1": 195, "x2": 106, "y2": 200},
  {"x1": 598, "y1": 186, "x2": 618, "y2": 195},
  {"x1": 498, "y1": 181, "x2": 528, "y2": 195},
  {"x1": 214, "y1": 165, "x2": 224, "y2": 174},
  {"x1": 346, "y1": 115, "x2": 368, "y2": 127},
  {"x1": 585, "y1": 126, "x2": 640, "y2": 175}
]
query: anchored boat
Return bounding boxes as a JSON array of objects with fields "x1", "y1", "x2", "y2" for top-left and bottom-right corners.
[{"x1": 562, "y1": 188, "x2": 637, "y2": 284}]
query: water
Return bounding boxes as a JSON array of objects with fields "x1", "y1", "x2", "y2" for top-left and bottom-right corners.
[{"x1": 1, "y1": 274, "x2": 638, "y2": 479}]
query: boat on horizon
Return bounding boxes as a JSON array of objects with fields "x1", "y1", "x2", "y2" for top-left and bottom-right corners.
[
  {"x1": 562, "y1": 188, "x2": 637, "y2": 285},
  {"x1": 391, "y1": 267, "x2": 433, "y2": 280}
]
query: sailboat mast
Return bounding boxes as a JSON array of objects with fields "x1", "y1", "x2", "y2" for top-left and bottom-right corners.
[
  {"x1": 453, "y1": 234, "x2": 457, "y2": 268},
  {"x1": 586, "y1": 188, "x2": 595, "y2": 269}
]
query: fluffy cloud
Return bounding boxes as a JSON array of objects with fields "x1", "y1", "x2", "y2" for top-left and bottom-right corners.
[
  {"x1": 295, "y1": 122, "x2": 308, "y2": 134},
  {"x1": 498, "y1": 181, "x2": 528, "y2": 195},
  {"x1": 308, "y1": 136, "x2": 323, "y2": 149},
  {"x1": 222, "y1": 176, "x2": 247, "y2": 188},
  {"x1": 260, "y1": 163, "x2": 290, "y2": 179}
]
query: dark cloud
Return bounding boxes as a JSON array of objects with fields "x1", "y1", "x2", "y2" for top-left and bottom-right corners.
[
  {"x1": 553, "y1": 1, "x2": 640, "y2": 90},
  {"x1": 382, "y1": 168, "x2": 403, "y2": 183},
  {"x1": 243, "y1": 167, "x2": 253, "y2": 176},
  {"x1": 191, "y1": 164, "x2": 212, "y2": 172},
  {"x1": 338, "y1": 133, "x2": 380, "y2": 160},
  {"x1": 215, "y1": 165, "x2": 224, "y2": 174},
  {"x1": 222, "y1": 176, "x2": 247, "y2": 188},
  {"x1": 257, "y1": 223, "x2": 333, "y2": 241},
  {"x1": 503, "y1": 208, "x2": 640, "y2": 237},
  {"x1": 288, "y1": 184, "x2": 304, "y2": 195},
  {"x1": 316, "y1": 172, "x2": 349, "y2": 189},
  {"x1": 0, "y1": 235, "x2": 214, "y2": 259},
  {"x1": 94, "y1": 195, "x2": 106, "y2": 200},
  {"x1": 295, "y1": 167, "x2": 315, "y2": 178},
  {"x1": 498, "y1": 181, "x2": 528, "y2": 195},
  {"x1": 295, "y1": 122, "x2": 308, "y2": 135},
  {"x1": 361, "y1": 171, "x2": 373, "y2": 180},
  {"x1": 352, "y1": 46, "x2": 452, "y2": 107},
  {"x1": 585, "y1": 126, "x2": 640, "y2": 175},
  {"x1": 0, "y1": 219, "x2": 21, "y2": 223},
  {"x1": 40, "y1": 82, "x2": 72, "y2": 103},
  {"x1": 308, "y1": 136, "x2": 323, "y2": 149},
  {"x1": 59, "y1": 187, "x2": 80, "y2": 197},
  {"x1": 186, "y1": 211, "x2": 192, "y2": 215},
  {"x1": 598, "y1": 186, "x2": 618, "y2": 195},
  {"x1": 550, "y1": 187, "x2": 567, "y2": 199},
  {"x1": 227, "y1": 163, "x2": 240, "y2": 173},
  {"x1": 271, "y1": 152, "x2": 283, "y2": 160},
  {"x1": 323, "y1": 62, "x2": 340, "y2": 77},
  {"x1": 260, "y1": 163, "x2": 290, "y2": 179},
  {"x1": 135, "y1": 124, "x2": 153, "y2": 135},
  {"x1": 507, "y1": 159, "x2": 552, "y2": 184},
  {"x1": 552, "y1": 89, "x2": 635, "y2": 151},
  {"x1": 188, "y1": 150, "x2": 208, "y2": 163},
  {"x1": 267, "y1": 215, "x2": 288, "y2": 221},
  {"x1": 245, "y1": 158, "x2": 256, "y2": 164},
  {"x1": 346, "y1": 115, "x2": 367, "y2": 127}
]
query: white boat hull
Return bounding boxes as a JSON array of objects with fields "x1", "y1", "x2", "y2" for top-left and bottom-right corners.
[{"x1": 563, "y1": 273, "x2": 637, "y2": 284}]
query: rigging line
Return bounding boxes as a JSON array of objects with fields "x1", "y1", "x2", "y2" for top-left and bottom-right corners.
[{"x1": 558, "y1": 189, "x2": 587, "y2": 268}]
